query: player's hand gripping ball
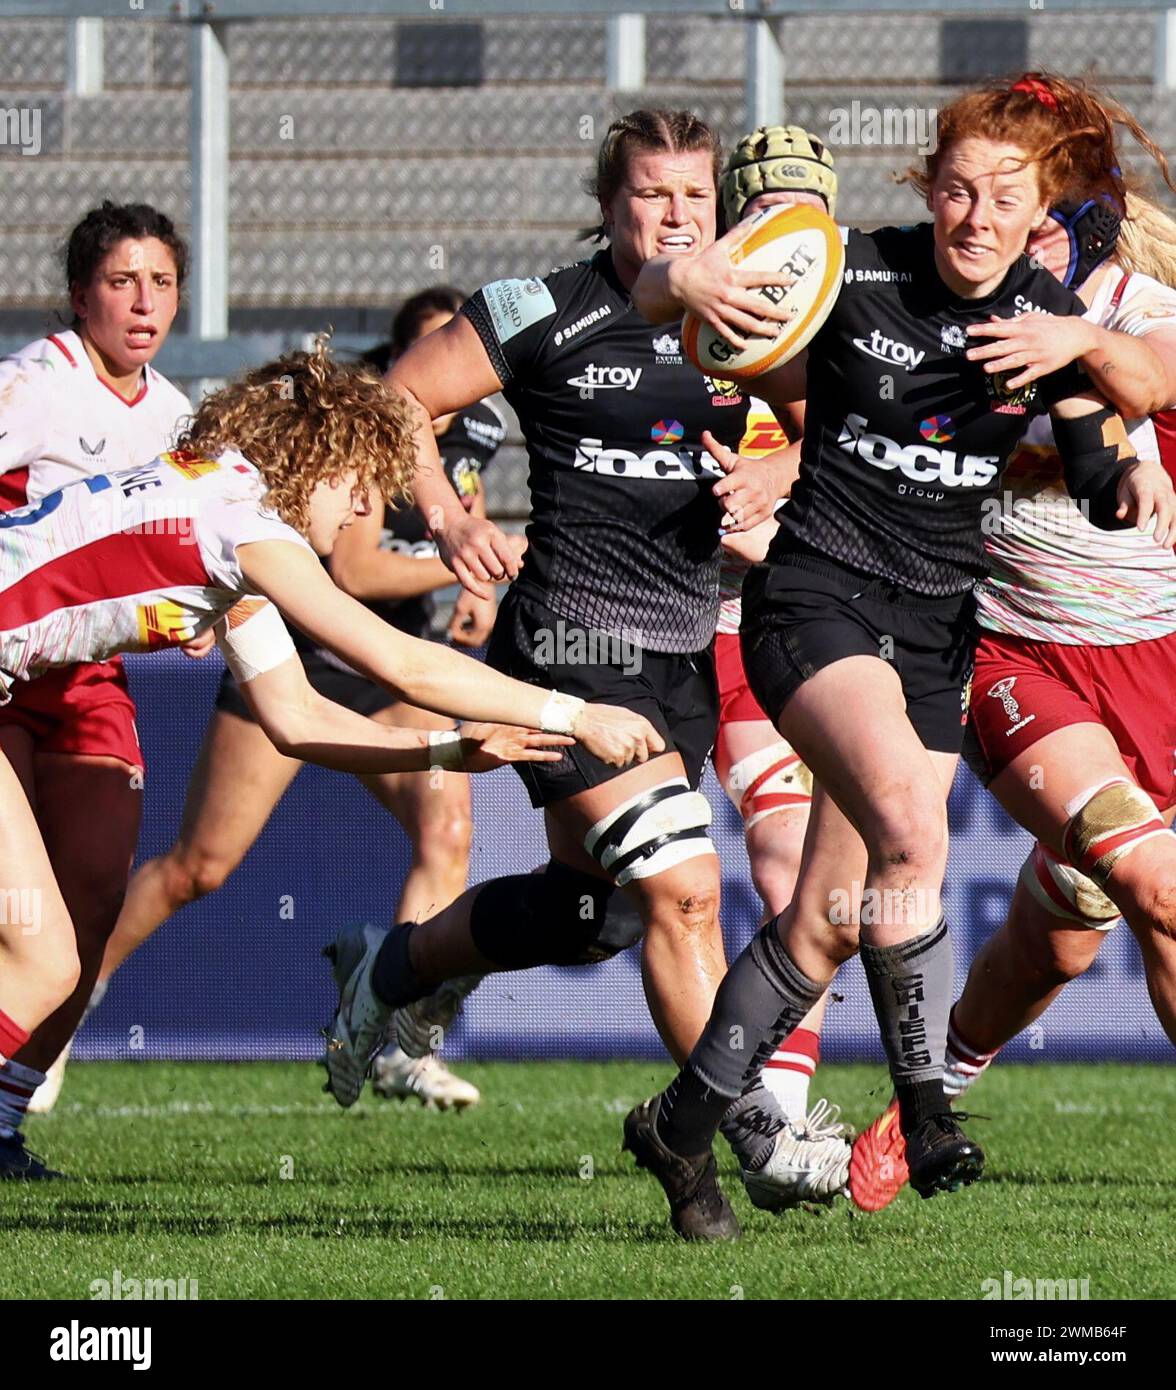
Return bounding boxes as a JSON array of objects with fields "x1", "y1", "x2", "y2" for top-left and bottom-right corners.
[{"x1": 682, "y1": 203, "x2": 845, "y2": 381}]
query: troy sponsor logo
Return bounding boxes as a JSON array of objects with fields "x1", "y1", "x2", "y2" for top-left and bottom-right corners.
[
  {"x1": 554, "y1": 303, "x2": 613, "y2": 346},
  {"x1": 837, "y1": 413, "x2": 999, "y2": 487},
  {"x1": 566, "y1": 364, "x2": 643, "y2": 392},
  {"x1": 572, "y1": 436, "x2": 722, "y2": 480},
  {"x1": 987, "y1": 676, "x2": 1036, "y2": 736},
  {"x1": 852, "y1": 329, "x2": 926, "y2": 370}
]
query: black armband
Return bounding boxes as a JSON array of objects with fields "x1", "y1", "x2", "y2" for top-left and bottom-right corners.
[{"x1": 1052, "y1": 406, "x2": 1132, "y2": 531}]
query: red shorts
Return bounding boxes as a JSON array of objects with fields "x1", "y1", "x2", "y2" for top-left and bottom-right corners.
[
  {"x1": 714, "y1": 632, "x2": 771, "y2": 726},
  {"x1": 969, "y1": 629, "x2": 1176, "y2": 811},
  {"x1": 0, "y1": 660, "x2": 143, "y2": 770}
]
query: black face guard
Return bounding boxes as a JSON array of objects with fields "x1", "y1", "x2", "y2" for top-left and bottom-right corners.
[{"x1": 1048, "y1": 197, "x2": 1122, "y2": 289}]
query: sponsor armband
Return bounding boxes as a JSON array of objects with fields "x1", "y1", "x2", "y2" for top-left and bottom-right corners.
[{"x1": 216, "y1": 599, "x2": 297, "y2": 684}]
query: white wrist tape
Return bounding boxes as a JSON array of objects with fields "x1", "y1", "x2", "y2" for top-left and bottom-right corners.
[
  {"x1": 427, "y1": 729, "x2": 465, "y2": 771},
  {"x1": 540, "y1": 691, "x2": 585, "y2": 735},
  {"x1": 216, "y1": 599, "x2": 297, "y2": 685}
]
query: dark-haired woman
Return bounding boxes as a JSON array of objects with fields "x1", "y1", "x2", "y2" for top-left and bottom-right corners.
[
  {"x1": 0, "y1": 343, "x2": 657, "y2": 1177},
  {"x1": 84, "y1": 290, "x2": 506, "y2": 1119},
  {"x1": 323, "y1": 110, "x2": 802, "y2": 1203},
  {"x1": 0, "y1": 202, "x2": 192, "y2": 1160}
]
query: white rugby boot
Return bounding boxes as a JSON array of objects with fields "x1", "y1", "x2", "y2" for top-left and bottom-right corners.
[
  {"x1": 321, "y1": 922, "x2": 392, "y2": 1108},
  {"x1": 370, "y1": 1048, "x2": 481, "y2": 1110},
  {"x1": 740, "y1": 1097, "x2": 852, "y2": 1211}
]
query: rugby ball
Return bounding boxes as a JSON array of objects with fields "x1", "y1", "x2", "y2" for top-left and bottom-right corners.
[{"x1": 682, "y1": 203, "x2": 845, "y2": 381}]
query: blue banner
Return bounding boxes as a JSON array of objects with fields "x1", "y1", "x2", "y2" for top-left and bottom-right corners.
[{"x1": 72, "y1": 651, "x2": 1168, "y2": 1065}]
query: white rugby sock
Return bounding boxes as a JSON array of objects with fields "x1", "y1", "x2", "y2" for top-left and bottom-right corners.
[
  {"x1": 944, "y1": 1008, "x2": 998, "y2": 1100},
  {"x1": 760, "y1": 1027, "x2": 820, "y2": 1122},
  {"x1": 0, "y1": 1058, "x2": 46, "y2": 1137}
]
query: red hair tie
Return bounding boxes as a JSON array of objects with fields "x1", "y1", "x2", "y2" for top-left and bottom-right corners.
[{"x1": 1011, "y1": 77, "x2": 1058, "y2": 110}]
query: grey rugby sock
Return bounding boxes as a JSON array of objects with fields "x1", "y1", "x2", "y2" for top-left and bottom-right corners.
[
  {"x1": 657, "y1": 923, "x2": 825, "y2": 1157},
  {"x1": 859, "y1": 916, "x2": 953, "y2": 1125}
]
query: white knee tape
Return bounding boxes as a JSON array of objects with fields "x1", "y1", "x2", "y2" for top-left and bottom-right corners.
[
  {"x1": 1019, "y1": 843, "x2": 1120, "y2": 931},
  {"x1": 724, "y1": 741, "x2": 813, "y2": 828},
  {"x1": 1061, "y1": 778, "x2": 1168, "y2": 888},
  {"x1": 584, "y1": 777, "x2": 715, "y2": 888}
]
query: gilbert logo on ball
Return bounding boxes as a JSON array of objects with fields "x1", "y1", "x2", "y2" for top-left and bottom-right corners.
[{"x1": 682, "y1": 204, "x2": 845, "y2": 381}]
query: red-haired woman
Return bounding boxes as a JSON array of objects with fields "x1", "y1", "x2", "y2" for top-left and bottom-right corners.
[
  {"x1": 621, "y1": 77, "x2": 1174, "y2": 1237},
  {"x1": 851, "y1": 74, "x2": 1176, "y2": 1212}
]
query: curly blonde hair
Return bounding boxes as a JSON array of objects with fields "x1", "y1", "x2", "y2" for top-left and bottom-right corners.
[{"x1": 178, "y1": 338, "x2": 418, "y2": 532}]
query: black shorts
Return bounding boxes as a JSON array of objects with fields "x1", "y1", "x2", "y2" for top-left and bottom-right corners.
[
  {"x1": 485, "y1": 587, "x2": 718, "y2": 808},
  {"x1": 740, "y1": 552, "x2": 976, "y2": 754},
  {"x1": 214, "y1": 649, "x2": 396, "y2": 724}
]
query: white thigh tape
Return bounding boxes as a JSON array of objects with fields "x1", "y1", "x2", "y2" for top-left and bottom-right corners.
[
  {"x1": 583, "y1": 777, "x2": 715, "y2": 887},
  {"x1": 216, "y1": 599, "x2": 297, "y2": 685}
]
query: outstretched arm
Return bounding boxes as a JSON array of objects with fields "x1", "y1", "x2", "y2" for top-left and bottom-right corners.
[
  {"x1": 223, "y1": 636, "x2": 566, "y2": 775},
  {"x1": 236, "y1": 541, "x2": 664, "y2": 766}
]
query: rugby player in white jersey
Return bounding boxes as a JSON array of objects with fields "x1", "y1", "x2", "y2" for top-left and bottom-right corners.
[
  {"x1": 850, "y1": 73, "x2": 1176, "y2": 1210},
  {"x1": 0, "y1": 344, "x2": 660, "y2": 1177},
  {"x1": 0, "y1": 203, "x2": 195, "y2": 1158},
  {"x1": 90, "y1": 289, "x2": 501, "y2": 1118}
]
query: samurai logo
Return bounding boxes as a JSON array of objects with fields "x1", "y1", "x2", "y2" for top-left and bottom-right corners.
[{"x1": 987, "y1": 676, "x2": 1036, "y2": 735}]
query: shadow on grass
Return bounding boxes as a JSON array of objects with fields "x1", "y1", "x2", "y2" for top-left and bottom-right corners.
[{"x1": 0, "y1": 1199, "x2": 670, "y2": 1243}]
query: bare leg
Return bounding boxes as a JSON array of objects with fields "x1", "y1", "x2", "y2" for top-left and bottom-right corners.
[
  {"x1": 13, "y1": 753, "x2": 141, "y2": 1070},
  {"x1": 99, "y1": 712, "x2": 301, "y2": 979},
  {"x1": 0, "y1": 747, "x2": 78, "y2": 1035},
  {"x1": 356, "y1": 702, "x2": 472, "y2": 924},
  {"x1": 963, "y1": 723, "x2": 1176, "y2": 1048},
  {"x1": 404, "y1": 752, "x2": 726, "y2": 1065}
]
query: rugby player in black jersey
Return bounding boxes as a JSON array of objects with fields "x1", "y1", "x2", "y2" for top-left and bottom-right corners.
[
  {"x1": 621, "y1": 82, "x2": 1175, "y2": 1237},
  {"x1": 93, "y1": 293, "x2": 506, "y2": 1113},
  {"x1": 322, "y1": 112, "x2": 804, "y2": 1196}
]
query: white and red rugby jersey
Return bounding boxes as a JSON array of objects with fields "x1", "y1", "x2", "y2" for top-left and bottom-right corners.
[
  {"x1": 0, "y1": 449, "x2": 311, "y2": 699},
  {"x1": 0, "y1": 330, "x2": 191, "y2": 510},
  {"x1": 716, "y1": 396, "x2": 790, "y2": 637},
  {"x1": 976, "y1": 268, "x2": 1176, "y2": 646}
]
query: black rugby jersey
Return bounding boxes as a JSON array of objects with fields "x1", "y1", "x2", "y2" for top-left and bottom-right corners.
[
  {"x1": 305, "y1": 401, "x2": 504, "y2": 654},
  {"x1": 775, "y1": 222, "x2": 1089, "y2": 596},
  {"x1": 463, "y1": 251, "x2": 751, "y2": 653}
]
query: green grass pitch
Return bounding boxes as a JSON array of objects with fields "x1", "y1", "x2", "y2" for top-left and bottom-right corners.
[{"x1": 3, "y1": 1061, "x2": 1173, "y2": 1300}]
